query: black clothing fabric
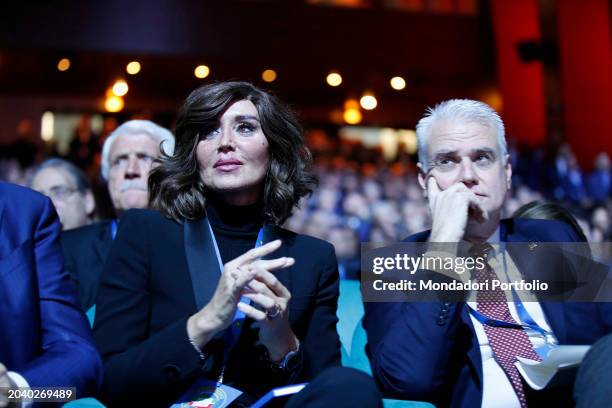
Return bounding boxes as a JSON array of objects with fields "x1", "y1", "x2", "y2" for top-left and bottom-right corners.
[
  {"x1": 286, "y1": 367, "x2": 383, "y2": 408},
  {"x1": 205, "y1": 198, "x2": 263, "y2": 264},
  {"x1": 93, "y1": 206, "x2": 341, "y2": 407},
  {"x1": 61, "y1": 220, "x2": 113, "y2": 311}
]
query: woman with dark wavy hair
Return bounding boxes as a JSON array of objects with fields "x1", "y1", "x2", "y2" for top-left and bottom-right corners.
[
  {"x1": 149, "y1": 81, "x2": 316, "y2": 225},
  {"x1": 93, "y1": 81, "x2": 381, "y2": 407}
]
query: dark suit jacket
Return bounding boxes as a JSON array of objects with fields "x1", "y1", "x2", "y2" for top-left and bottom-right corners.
[
  {"x1": 93, "y1": 209, "x2": 341, "y2": 407},
  {"x1": 364, "y1": 218, "x2": 612, "y2": 408},
  {"x1": 61, "y1": 220, "x2": 113, "y2": 311},
  {"x1": 0, "y1": 182, "x2": 103, "y2": 397}
]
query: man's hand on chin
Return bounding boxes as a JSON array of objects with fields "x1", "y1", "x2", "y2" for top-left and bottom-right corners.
[{"x1": 426, "y1": 177, "x2": 488, "y2": 243}]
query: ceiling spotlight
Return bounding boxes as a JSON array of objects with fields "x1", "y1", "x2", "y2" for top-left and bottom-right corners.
[
  {"x1": 326, "y1": 72, "x2": 342, "y2": 87},
  {"x1": 343, "y1": 108, "x2": 362, "y2": 125},
  {"x1": 57, "y1": 58, "x2": 71, "y2": 72},
  {"x1": 126, "y1": 61, "x2": 141, "y2": 75},
  {"x1": 112, "y1": 80, "x2": 129, "y2": 97},
  {"x1": 262, "y1": 69, "x2": 277, "y2": 82},
  {"x1": 194, "y1": 65, "x2": 210, "y2": 79},
  {"x1": 360, "y1": 94, "x2": 378, "y2": 110},
  {"x1": 390, "y1": 76, "x2": 406, "y2": 90},
  {"x1": 105, "y1": 96, "x2": 124, "y2": 113}
]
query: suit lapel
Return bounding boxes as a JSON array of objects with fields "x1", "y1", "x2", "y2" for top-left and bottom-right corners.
[
  {"x1": 540, "y1": 302, "x2": 567, "y2": 343},
  {"x1": 460, "y1": 305, "x2": 484, "y2": 387},
  {"x1": 184, "y1": 217, "x2": 223, "y2": 310},
  {"x1": 261, "y1": 225, "x2": 292, "y2": 290},
  {"x1": 504, "y1": 219, "x2": 568, "y2": 341},
  {"x1": 0, "y1": 197, "x2": 6, "y2": 258},
  {"x1": 93, "y1": 221, "x2": 113, "y2": 264},
  {"x1": 503, "y1": 219, "x2": 540, "y2": 282}
]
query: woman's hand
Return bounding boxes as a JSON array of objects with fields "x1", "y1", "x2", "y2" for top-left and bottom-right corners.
[
  {"x1": 239, "y1": 268, "x2": 298, "y2": 362},
  {"x1": 187, "y1": 239, "x2": 294, "y2": 349}
]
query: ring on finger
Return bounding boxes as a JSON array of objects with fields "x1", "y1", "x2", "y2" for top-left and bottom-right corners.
[{"x1": 266, "y1": 303, "x2": 281, "y2": 319}]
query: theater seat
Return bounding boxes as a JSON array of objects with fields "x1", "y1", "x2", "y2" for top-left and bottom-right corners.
[
  {"x1": 337, "y1": 279, "x2": 435, "y2": 408},
  {"x1": 63, "y1": 398, "x2": 105, "y2": 408},
  {"x1": 86, "y1": 305, "x2": 96, "y2": 328}
]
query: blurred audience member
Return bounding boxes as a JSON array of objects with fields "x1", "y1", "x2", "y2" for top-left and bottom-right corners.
[
  {"x1": 513, "y1": 200, "x2": 589, "y2": 242},
  {"x1": 561, "y1": 153, "x2": 587, "y2": 204},
  {"x1": 28, "y1": 158, "x2": 95, "y2": 231},
  {"x1": 591, "y1": 206, "x2": 611, "y2": 241},
  {"x1": 101, "y1": 119, "x2": 175, "y2": 216},
  {"x1": 588, "y1": 152, "x2": 611, "y2": 205},
  {"x1": 328, "y1": 226, "x2": 360, "y2": 279},
  {"x1": 69, "y1": 114, "x2": 99, "y2": 170},
  {"x1": 61, "y1": 120, "x2": 175, "y2": 311}
]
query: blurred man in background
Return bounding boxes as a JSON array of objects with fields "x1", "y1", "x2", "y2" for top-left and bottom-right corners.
[
  {"x1": 28, "y1": 158, "x2": 95, "y2": 231},
  {"x1": 101, "y1": 120, "x2": 174, "y2": 216},
  {"x1": 61, "y1": 120, "x2": 175, "y2": 312}
]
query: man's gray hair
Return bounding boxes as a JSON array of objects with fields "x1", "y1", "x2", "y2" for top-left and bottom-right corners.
[
  {"x1": 27, "y1": 158, "x2": 92, "y2": 192},
  {"x1": 416, "y1": 99, "x2": 507, "y2": 170},
  {"x1": 101, "y1": 120, "x2": 175, "y2": 180}
]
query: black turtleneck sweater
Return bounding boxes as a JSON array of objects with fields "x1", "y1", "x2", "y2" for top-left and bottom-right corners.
[{"x1": 205, "y1": 196, "x2": 265, "y2": 264}]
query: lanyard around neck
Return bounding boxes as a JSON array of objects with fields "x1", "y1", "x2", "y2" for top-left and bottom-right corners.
[
  {"x1": 468, "y1": 243, "x2": 556, "y2": 345},
  {"x1": 204, "y1": 213, "x2": 266, "y2": 383}
]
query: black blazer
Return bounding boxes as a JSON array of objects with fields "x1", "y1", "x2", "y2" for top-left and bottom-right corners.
[
  {"x1": 61, "y1": 220, "x2": 113, "y2": 311},
  {"x1": 93, "y1": 209, "x2": 341, "y2": 407}
]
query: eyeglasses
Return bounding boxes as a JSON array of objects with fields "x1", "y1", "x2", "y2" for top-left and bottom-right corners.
[
  {"x1": 110, "y1": 153, "x2": 155, "y2": 172},
  {"x1": 43, "y1": 185, "x2": 78, "y2": 201}
]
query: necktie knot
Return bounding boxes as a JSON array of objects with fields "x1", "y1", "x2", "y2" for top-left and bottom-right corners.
[
  {"x1": 469, "y1": 242, "x2": 494, "y2": 260},
  {"x1": 469, "y1": 243, "x2": 496, "y2": 282}
]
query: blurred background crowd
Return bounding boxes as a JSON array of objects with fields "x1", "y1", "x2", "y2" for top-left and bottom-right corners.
[
  {"x1": 1, "y1": 0, "x2": 611, "y2": 277},
  {"x1": 2, "y1": 122, "x2": 610, "y2": 280}
]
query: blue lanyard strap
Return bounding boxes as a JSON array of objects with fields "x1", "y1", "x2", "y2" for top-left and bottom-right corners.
[
  {"x1": 110, "y1": 219, "x2": 118, "y2": 240},
  {"x1": 467, "y1": 306, "x2": 550, "y2": 338},
  {"x1": 468, "y1": 242, "x2": 555, "y2": 342},
  {"x1": 204, "y1": 215, "x2": 266, "y2": 381}
]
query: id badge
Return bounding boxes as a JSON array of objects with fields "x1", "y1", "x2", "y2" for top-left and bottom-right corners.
[{"x1": 171, "y1": 378, "x2": 243, "y2": 408}]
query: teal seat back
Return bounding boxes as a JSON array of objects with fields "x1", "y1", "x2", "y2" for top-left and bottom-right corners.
[
  {"x1": 86, "y1": 304, "x2": 96, "y2": 328},
  {"x1": 63, "y1": 398, "x2": 105, "y2": 407},
  {"x1": 337, "y1": 279, "x2": 435, "y2": 408}
]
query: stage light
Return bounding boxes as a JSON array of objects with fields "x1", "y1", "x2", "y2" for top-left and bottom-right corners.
[
  {"x1": 262, "y1": 69, "x2": 277, "y2": 82},
  {"x1": 41, "y1": 111, "x2": 54, "y2": 141},
  {"x1": 390, "y1": 76, "x2": 406, "y2": 90},
  {"x1": 57, "y1": 58, "x2": 71, "y2": 71},
  {"x1": 360, "y1": 94, "x2": 378, "y2": 110},
  {"x1": 126, "y1": 61, "x2": 141, "y2": 75},
  {"x1": 112, "y1": 80, "x2": 129, "y2": 97},
  {"x1": 343, "y1": 108, "x2": 362, "y2": 124},
  {"x1": 344, "y1": 98, "x2": 359, "y2": 110},
  {"x1": 194, "y1": 65, "x2": 210, "y2": 79},
  {"x1": 105, "y1": 96, "x2": 124, "y2": 112},
  {"x1": 326, "y1": 72, "x2": 342, "y2": 87}
]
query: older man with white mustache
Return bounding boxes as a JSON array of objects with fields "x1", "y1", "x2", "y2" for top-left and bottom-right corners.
[
  {"x1": 61, "y1": 120, "x2": 175, "y2": 312},
  {"x1": 102, "y1": 121, "x2": 174, "y2": 215}
]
